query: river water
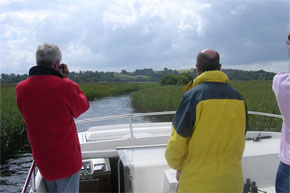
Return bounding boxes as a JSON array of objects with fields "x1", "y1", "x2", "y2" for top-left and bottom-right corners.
[
  {"x1": 0, "y1": 95, "x2": 151, "y2": 193},
  {"x1": 76, "y1": 95, "x2": 151, "y2": 131}
]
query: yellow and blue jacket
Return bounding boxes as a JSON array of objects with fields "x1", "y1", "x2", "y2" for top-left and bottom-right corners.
[{"x1": 165, "y1": 70, "x2": 248, "y2": 192}]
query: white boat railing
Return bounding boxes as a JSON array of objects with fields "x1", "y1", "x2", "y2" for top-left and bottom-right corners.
[
  {"x1": 75, "y1": 111, "x2": 176, "y2": 138},
  {"x1": 22, "y1": 160, "x2": 36, "y2": 193},
  {"x1": 75, "y1": 110, "x2": 282, "y2": 124},
  {"x1": 75, "y1": 111, "x2": 282, "y2": 138},
  {"x1": 22, "y1": 110, "x2": 282, "y2": 193},
  {"x1": 248, "y1": 111, "x2": 282, "y2": 119}
]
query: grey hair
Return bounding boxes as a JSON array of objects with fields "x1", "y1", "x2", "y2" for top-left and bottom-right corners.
[{"x1": 36, "y1": 43, "x2": 62, "y2": 67}]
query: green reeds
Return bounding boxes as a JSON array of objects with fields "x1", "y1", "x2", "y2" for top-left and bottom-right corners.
[
  {"x1": 131, "y1": 80, "x2": 282, "y2": 132},
  {"x1": 131, "y1": 85, "x2": 184, "y2": 112},
  {"x1": 79, "y1": 82, "x2": 158, "y2": 100},
  {"x1": 1, "y1": 83, "x2": 29, "y2": 163},
  {"x1": 231, "y1": 80, "x2": 281, "y2": 132}
]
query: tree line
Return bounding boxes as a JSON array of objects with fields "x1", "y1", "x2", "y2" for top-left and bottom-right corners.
[{"x1": 0, "y1": 68, "x2": 276, "y2": 83}]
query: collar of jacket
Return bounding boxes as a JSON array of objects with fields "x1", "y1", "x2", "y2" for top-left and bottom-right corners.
[
  {"x1": 29, "y1": 66, "x2": 64, "y2": 78},
  {"x1": 184, "y1": 70, "x2": 229, "y2": 91}
]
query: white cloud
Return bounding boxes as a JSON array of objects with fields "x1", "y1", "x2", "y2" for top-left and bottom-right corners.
[
  {"x1": 103, "y1": 1, "x2": 138, "y2": 31},
  {"x1": 231, "y1": 5, "x2": 247, "y2": 15},
  {"x1": 0, "y1": 0, "x2": 25, "y2": 5},
  {"x1": 0, "y1": 39, "x2": 35, "y2": 74},
  {"x1": 0, "y1": 0, "x2": 288, "y2": 74},
  {"x1": 0, "y1": 10, "x2": 49, "y2": 24}
]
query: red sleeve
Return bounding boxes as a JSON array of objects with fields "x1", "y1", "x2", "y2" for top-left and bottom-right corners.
[
  {"x1": 16, "y1": 83, "x2": 23, "y2": 114},
  {"x1": 66, "y1": 80, "x2": 89, "y2": 118}
]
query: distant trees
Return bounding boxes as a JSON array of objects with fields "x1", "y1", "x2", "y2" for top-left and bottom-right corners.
[
  {"x1": 159, "y1": 74, "x2": 178, "y2": 85},
  {"x1": 68, "y1": 71, "x2": 117, "y2": 82},
  {"x1": 159, "y1": 69, "x2": 276, "y2": 86},
  {"x1": 159, "y1": 73, "x2": 194, "y2": 86},
  {"x1": 134, "y1": 68, "x2": 154, "y2": 76},
  {"x1": 223, "y1": 69, "x2": 276, "y2": 81},
  {"x1": 1, "y1": 73, "x2": 28, "y2": 83},
  {"x1": 0, "y1": 68, "x2": 276, "y2": 83},
  {"x1": 121, "y1": 70, "x2": 128, "y2": 74}
]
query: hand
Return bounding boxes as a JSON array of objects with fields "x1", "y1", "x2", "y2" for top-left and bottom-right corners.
[
  {"x1": 176, "y1": 170, "x2": 181, "y2": 181},
  {"x1": 59, "y1": 63, "x2": 69, "y2": 78}
]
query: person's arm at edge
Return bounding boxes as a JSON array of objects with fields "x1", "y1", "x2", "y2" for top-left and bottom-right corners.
[
  {"x1": 165, "y1": 125, "x2": 189, "y2": 171},
  {"x1": 272, "y1": 72, "x2": 290, "y2": 126},
  {"x1": 272, "y1": 72, "x2": 290, "y2": 93},
  {"x1": 66, "y1": 80, "x2": 90, "y2": 118},
  {"x1": 165, "y1": 93, "x2": 194, "y2": 171},
  {"x1": 15, "y1": 84, "x2": 23, "y2": 114}
]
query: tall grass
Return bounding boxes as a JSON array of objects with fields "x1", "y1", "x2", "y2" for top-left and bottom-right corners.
[
  {"x1": 131, "y1": 80, "x2": 282, "y2": 132},
  {"x1": 1, "y1": 84, "x2": 29, "y2": 163},
  {"x1": 131, "y1": 85, "x2": 184, "y2": 112},
  {"x1": 0, "y1": 82, "x2": 158, "y2": 163},
  {"x1": 79, "y1": 82, "x2": 158, "y2": 100},
  {"x1": 231, "y1": 81, "x2": 281, "y2": 132}
]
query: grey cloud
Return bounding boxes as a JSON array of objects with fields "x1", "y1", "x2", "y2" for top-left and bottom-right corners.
[
  {"x1": 0, "y1": 0, "x2": 288, "y2": 74},
  {"x1": 196, "y1": 1, "x2": 289, "y2": 66}
]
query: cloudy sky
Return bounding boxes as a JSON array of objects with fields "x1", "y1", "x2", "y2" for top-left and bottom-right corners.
[{"x1": 0, "y1": 0, "x2": 289, "y2": 74}]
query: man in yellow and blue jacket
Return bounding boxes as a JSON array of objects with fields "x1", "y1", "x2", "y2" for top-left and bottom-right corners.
[{"x1": 165, "y1": 49, "x2": 248, "y2": 192}]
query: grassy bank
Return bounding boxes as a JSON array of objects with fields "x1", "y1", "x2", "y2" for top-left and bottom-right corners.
[
  {"x1": 131, "y1": 85, "x2": 184, "y2": 112},
  {"x1": 0, "y1": 84, "x2": 29, "y2": 163},
  {"x1": 0, "y1": 82, "x2": 159, "y2": 163},
  {"x1": 79, "y1": 82, "x2": 158, "y2": 100},
  {"x1": 131, "y1": 80, "x2": 282, "y2": 132}
]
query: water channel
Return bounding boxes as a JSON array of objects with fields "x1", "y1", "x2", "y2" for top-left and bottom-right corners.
[{"x1": 0, "y1": 95, "x2": 152, "y2": 193}]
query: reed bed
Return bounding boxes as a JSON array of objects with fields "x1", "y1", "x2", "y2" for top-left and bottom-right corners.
[
  {"x1": 1, "y1": 83, "x2": 28, "y2": 163},
  {"x1": 131, "y1": 80, "x2": 282, "y2": 132},
  {"x1": 231, "y1": 81, "x2": 281, "y2": 132},
  {"x1": 79, "y1": 82, "x2": 158, "y2": 100},
  {"x1": 131, "y1": 85, "x2": 184, "y2": 112}
]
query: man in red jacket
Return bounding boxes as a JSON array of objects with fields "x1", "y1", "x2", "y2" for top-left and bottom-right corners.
[{"x1": 16, "y1": 43, "x2": 89, "y2": 193}]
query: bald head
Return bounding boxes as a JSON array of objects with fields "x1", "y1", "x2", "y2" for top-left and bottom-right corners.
[
  {"x1": 201, "y1": 49, "x2": 219, "y2": 59},
  {"x1": 196, "y1": 49, "x2": 221, "y2": 74}
]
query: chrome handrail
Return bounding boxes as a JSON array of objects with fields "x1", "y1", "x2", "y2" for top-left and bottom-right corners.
[
  {"x1": 248, "y1": 111, "x2": 282, "y2": 119},
  {"x1": 75, "y1": 111, "x2": 176, "y2": 138},
  {"x1": 75, "y1": 111, "x2": 176, "y2": 124},
  {"x1": 75, "y1": 111, "x2": 282, "y2": 138},
  {"x1": 75, "y1": 110, "x2": 281, "y2": 125},
  {"x1": 22, "y1": 160, "x2": 36, "y2": 193}
]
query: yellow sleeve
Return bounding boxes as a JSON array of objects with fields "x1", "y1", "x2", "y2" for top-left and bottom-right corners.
[{"x1": 165, "y1": 124, "x2": 189, "y2": 171}]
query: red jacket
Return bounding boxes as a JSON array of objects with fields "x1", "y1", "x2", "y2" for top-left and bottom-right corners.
[{"x1": 16, "y1": 66, "x2": 89, "y2": 180}]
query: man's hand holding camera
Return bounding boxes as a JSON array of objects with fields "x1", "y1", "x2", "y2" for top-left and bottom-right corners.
[{"x1": 58, "y1": 63, "x2": 69, "y2": 78}]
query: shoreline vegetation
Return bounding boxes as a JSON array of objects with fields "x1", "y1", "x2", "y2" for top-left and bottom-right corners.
[
  {"x1": 131, "y1": 80, "x2": 282, "y2": 132},
  {"x1": 1, "y1": 80, "x2": 282, "y2": 163}
]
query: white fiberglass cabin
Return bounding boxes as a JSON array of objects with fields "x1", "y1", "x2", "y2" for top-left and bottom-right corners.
[{"x1": 22, "y1": 111, "x2": 282, "y2": 193}]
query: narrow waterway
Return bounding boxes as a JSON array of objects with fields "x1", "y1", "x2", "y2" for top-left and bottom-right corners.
[
  {"x1": 0, "y1": 95, "x2": 151, "y2": 193},
  {"x1": 76, "y1": 95, "x2": 151, "y2": 132}
]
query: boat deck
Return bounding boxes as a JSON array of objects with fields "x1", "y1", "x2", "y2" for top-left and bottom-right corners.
[
  {"x1": 23, "y1": 111, "x2": 283, "y2": 193},
  {"x1": 77, "y1": 122, "x2": 280, "y2": 193},
  {"x1": 116, "y1": 131, "x2": 280, "y2": 193}
]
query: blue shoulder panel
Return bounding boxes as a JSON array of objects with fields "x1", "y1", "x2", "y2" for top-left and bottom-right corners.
[{"x1": 173, "y1": 82, "x2": 246, "y2": 138}]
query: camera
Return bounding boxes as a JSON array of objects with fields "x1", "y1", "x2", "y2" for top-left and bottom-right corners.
[{"x1": 58, "y1": 65, "x2": 65, "y2": 73}]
